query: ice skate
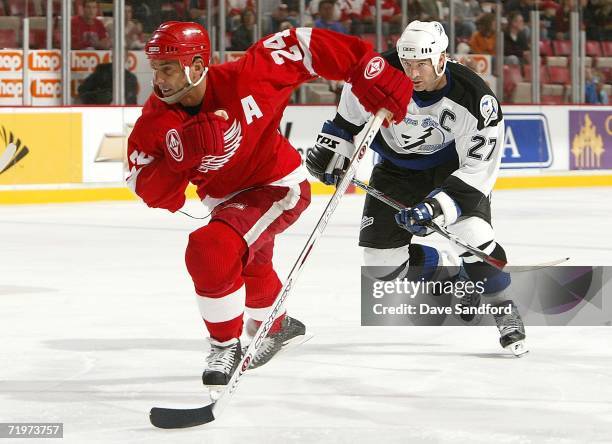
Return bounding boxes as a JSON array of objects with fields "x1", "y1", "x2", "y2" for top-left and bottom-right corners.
[
  {"x1": 202, "y1": 337, "x2": 242, "y2": 387},
  {"x1": 244, "y1": 316, "x2": 310, "y2": 369},
  {"x1": 492, "y1": 300, "x2": 529, "y2": 357},
  {"x1": 451, "y1": 267, "x2": 483, "y2": 324},
  {"x1": 457, "y1": 290, "x2": 483, "y2": 324}
]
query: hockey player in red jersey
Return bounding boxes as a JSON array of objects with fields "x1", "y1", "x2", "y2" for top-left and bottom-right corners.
[{"x1": 126, "y1": 21, "x2": 413, "y2": 386}]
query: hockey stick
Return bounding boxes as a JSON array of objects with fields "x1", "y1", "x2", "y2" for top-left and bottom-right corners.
[
  {"x1": 149, "y1": 109, "x2": 390, "y2": 429},
  {"x1": 352, "y1": 179, "x2": 569, "y2": 272},
  {"x1": 0, "y1": 142, "x2": 16, "y2": 173}
]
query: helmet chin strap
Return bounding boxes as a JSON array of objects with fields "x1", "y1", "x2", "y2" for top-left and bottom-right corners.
[
  {"x1": 432, "y1": 54, "x2": 447, "y2": 77},
  {"x1": 153, "y1": 65, "x2": 208, "y2": 104}
]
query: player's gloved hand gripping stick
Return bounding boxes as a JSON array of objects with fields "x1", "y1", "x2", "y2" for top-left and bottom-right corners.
[
  {"x1": 149, "y1": 109, "x2": 390, "y2": 429},
  {"x1": 351, "y1": 178, "x2": 569, "y2": 272}
]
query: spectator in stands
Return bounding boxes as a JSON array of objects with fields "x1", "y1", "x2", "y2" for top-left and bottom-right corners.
[
  {"x1": 419, "y1": 0, "x2": 440, "y2": 22},
  {"x1": 553, "y1": 0, "x2": 574, "y2": 40},
  {"x1": 504, "y1": 0, "x2": 534, "y2": 23},
  {"x1": 308, "y1": 0, "x2": 342, "y2": 26},
  {"x1": 77, "y1": 62, "x2": 138, "y2": 104},
  {"x1": 188, "y1": 0, "x2": 204, "y2": 25},
  {"x1": 164, "y1": 0, "x2": 189, "y2": 21},
  {"x1": 228, "y1": 0, "x2": 254, "y2": 17},
  {"x1": 454, "y1": 0, "x2": 482, "y2": 39},
  {"x1": 361, "y1": 0, "x2": 402, "y2": 34},
  {"x1": 339, "y1": 0, "x2": 367, "y2": 35},
  {"x1": 583, "y1": 0, "x2": 608, "y2": 41},
  {"x1": 282, "y1": 0, "x2": 301, "y2": 26},
  {"x1": 125, "y1": 2, "x2": 146, "y2": 49},
  {"x1": 71, "y1": 0, "x2": 111, "y2": 49},
  {"x1": 469, "y1": 12, "x2": 496, "y2": 55},
  {"x1": 187, "y1": 0, "x2": 218, "y2": 28},
  {"x1": 585, "y1": 68, "x2": 609, "y2": 104},
  {"x1": 231, "y1": 8, "x2": 256, "y2": 50},
  {"x1": 418, "y1": 0, "x2": 440, "y2": 21},
  {"x1": 227, "y1": 0, "x2": 254, "y2": 30},
  {"x1": 539, "y1": 1, "x2": 560, "y2": 40},
  {"x1": 504, "y1": 11, "x2": 529, "y2": 64},
  {"x1": 314, "y1": 0, "x2": 348, "y2": 33},
  {"x1": 270, "y1": 3, "x2": 298, "y2": 33},
  {"x1": 279, "y1": 20, "x2": 294, "y2": 32},
  {"x1": 597, "y1": 0, "x2": 612, "y2": 40},
  {"x1": 131, "y1": 0, "x2": 157, "y2": 33},
  {"x1": 405, "y1": 0, "x2": 424, "y2": 21}
]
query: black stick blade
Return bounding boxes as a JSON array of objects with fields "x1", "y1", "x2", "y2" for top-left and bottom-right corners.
[{"x1": 149, "y1": 405, "x2": 215, "y2": 429}]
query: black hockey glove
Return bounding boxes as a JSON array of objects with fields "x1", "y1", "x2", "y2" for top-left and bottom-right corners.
[{"x1": 306, "y1": 120, "x2": 355, "y2": 185}]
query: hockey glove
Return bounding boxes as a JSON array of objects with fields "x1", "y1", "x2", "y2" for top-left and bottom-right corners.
[
  {"x1": 166, "y1": 110, "x2": 230, "y2": 172},
  {"x1": 395, "y1": 199, "x2": 441, "y2": 237},
  {"x1": 306, "y1": 120, "x2": 356, "y2": 185},
  {"x1": 395, "y1": 190, "x2": 462, "y2": 236},
  {"x1": 348, "y1": 51, "x2": 413, "y2": 125}
]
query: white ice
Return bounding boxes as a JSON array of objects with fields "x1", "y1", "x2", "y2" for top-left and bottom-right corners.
[{"x1": 1, "y1": 188, "x2": 612, "y2": 443}]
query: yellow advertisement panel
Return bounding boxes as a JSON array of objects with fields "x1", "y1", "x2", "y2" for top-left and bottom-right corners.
[{"x1": 0, "y1": 113, "x2": 82, "y2": 185}]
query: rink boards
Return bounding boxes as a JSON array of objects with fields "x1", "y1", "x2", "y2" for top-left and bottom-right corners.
[{"x1": 0, "y1": 104, "x2": 610, "y2": 204}]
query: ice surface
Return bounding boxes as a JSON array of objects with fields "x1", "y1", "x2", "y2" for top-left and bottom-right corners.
[{"x1": 1, "y1": 188, "x2": 611, "y2": 443}]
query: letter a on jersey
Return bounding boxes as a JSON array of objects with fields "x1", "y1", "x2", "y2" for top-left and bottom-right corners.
[{"x1": 241, "y1": 95, "x2": 263, "y2": 124}]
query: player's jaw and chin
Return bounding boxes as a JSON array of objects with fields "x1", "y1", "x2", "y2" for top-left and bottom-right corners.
[
  {"x1": 401, "y1": 57, "x2": 446, "y2": 92},
  {"x1": 150, "y1": 58, "x2": 207, "y2": 105}
]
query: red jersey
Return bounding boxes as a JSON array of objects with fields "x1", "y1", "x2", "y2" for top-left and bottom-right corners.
[
  {"x1": 361, "y1": 0, "x2": 400, "y2": 22},
  {"x1": 71, "y1": 16, "x2": 108, "y2": 50},
  {"x1": 127, "y1": 28, "x2": 371, "y2": 212}
]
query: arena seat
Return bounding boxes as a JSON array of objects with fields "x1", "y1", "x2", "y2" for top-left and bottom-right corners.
[
  {"x1": 547, "y1": 66, "x2": 571, "y2": 85},
  {"x1": 0, "y1": 17, "x2": 20, "y2": 47},
  {"x1": 552, "y1": 39, "x2": 572, "y2": 56},
  {"x1": 585, "y1": 40, "x2": 603, "y2": 57},
  {"x1": 539, "y1": 40, "x2": 553, "y2": 57},
  {"x1": 503, "y1": 64, "x2": 523, "y2": 100},
  {"x1": 0, "y1": 28, "x2": 18, "y2": 48}
]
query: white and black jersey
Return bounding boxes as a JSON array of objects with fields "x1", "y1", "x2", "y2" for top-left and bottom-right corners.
[{"x1": 334, "y1": 50, "x2": 504, "y2": 213}]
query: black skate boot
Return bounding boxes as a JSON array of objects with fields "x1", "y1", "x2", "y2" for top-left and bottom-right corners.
[
  {"x1": 244, "y1": 316, "x2": 308, "y2": 369},
  {"x1": 457, "y1": 290, "x2": 482, "y2": 323},
  {"x1": 202, "y1": 337, "x2": 242, "y2": 387},
  {"x1": 492, "y1": 300, "x2": 528, "y2": 357},
  {"x1": 452, "y1": 267, "x2": 482, "y2": 324}
]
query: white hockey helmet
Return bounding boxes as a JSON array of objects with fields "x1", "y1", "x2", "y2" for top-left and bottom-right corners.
[{"x1": 396, "y1": 20, "x2": 449, "y2": 77}]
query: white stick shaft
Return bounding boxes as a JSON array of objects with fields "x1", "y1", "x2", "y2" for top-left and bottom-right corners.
[{"x1": 212, "y1": 109, "x2": 388, "y2": 417}]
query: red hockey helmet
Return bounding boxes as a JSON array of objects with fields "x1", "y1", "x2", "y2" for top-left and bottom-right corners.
[{"x1": 145, "y1": 21, "x2": 211, "y2": 69}]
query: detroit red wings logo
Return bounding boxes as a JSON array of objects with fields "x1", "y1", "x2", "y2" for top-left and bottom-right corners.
[
  {"x1": 165, "y1": 129, "x2": 183, "y2": 162},
  {"x1": 198, "y1": 119, "x2": 242, "y2": 173},
  {"x1": 364, "y1": 56, "x2": 385, "y2": 80}
]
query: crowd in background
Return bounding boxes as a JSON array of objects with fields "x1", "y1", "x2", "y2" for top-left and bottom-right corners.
[{"x1": 0, "y1": 0, "x2": 610, "y2": 104}]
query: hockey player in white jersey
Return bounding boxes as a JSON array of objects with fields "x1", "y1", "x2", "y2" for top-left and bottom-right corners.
[{"x1": 306, "y1": 20, "x2": 527, "y2": 356}]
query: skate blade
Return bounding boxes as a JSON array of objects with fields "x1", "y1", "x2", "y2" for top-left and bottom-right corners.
[
  {"x1": 242, "y1": 332, "x2": 314, "y2": 352},
  {"x1": 505, "y1": 340, "x2": 529, "y2": 357},
  {"x1": 242, "y1": 332, "x2": 314, "y2": 369},
  {"x1": 280, "y1": 332, "x2": 314, "y2": 351},
  {"x1": 203, "y1": 383, "x2": 227, "y2": 392}
]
